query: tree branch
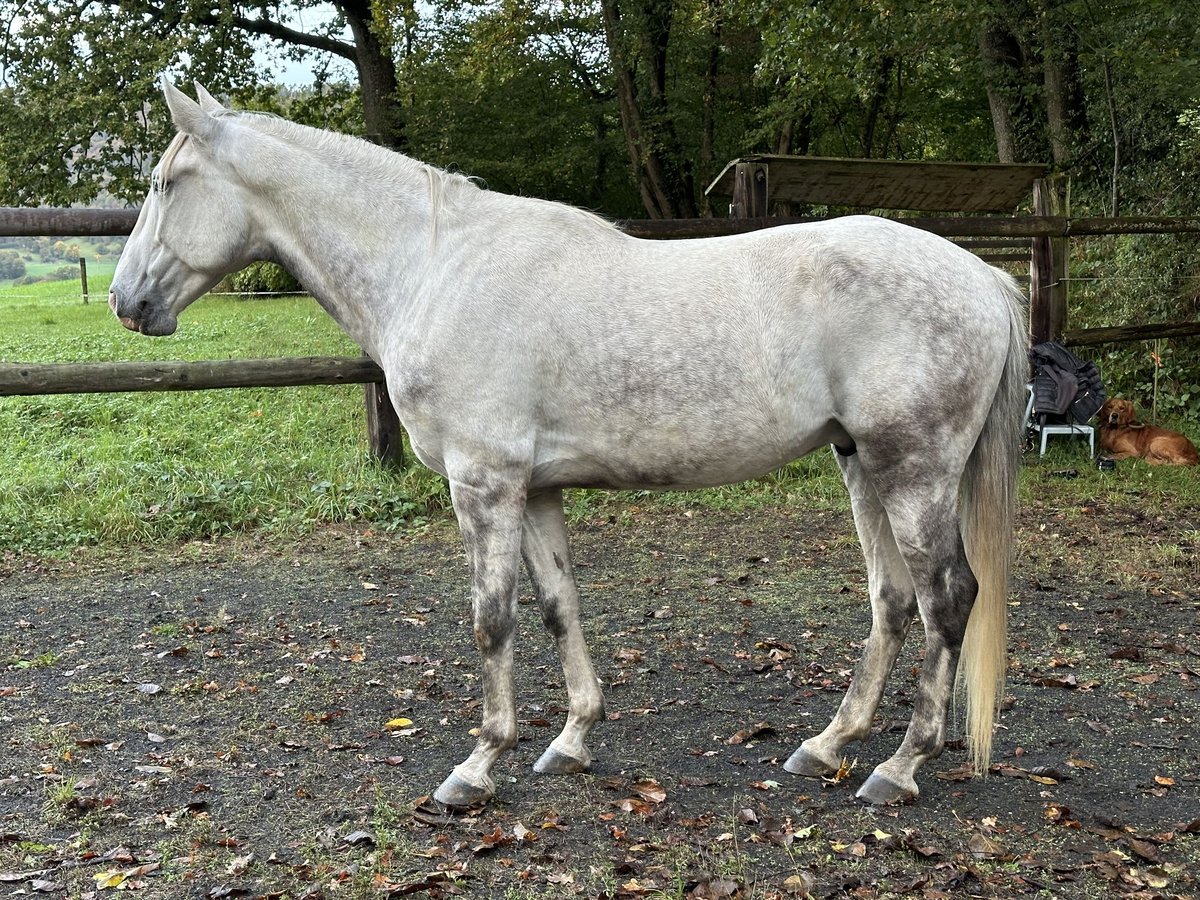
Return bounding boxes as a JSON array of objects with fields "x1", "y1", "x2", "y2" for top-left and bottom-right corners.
[{"x1": 141, "y1": 2, "x2": 358, "y2": 62}]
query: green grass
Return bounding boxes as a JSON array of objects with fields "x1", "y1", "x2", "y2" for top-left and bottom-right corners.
[{"x1": 1, "y1": 279, "x2": 453, "y2": 554}]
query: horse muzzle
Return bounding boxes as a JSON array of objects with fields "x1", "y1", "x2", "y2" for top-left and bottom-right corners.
[{"x1": 108, "y1": 290, "x2": 178, "y2": 336}]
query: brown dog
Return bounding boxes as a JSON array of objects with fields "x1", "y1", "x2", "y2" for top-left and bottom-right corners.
[{"x1": 1098, "y1": 398, "x2": 1200, "y2": 465}]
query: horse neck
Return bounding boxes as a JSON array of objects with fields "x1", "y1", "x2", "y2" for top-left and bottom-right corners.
[{"x1": 243, "y1": 126, "x2": 441, "y2": 355}]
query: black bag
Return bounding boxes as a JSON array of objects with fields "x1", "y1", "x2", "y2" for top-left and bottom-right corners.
[{"x1": 1029, "y1": 342, "x2": 1106, "y2": 425}]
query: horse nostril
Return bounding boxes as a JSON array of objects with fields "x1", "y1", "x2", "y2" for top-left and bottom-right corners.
[{"x1": 108, "y1": 291, "x2": 118, "y2": 314}]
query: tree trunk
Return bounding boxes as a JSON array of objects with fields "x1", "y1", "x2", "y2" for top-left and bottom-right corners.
[
  {"x1": 861, "y1": 55, "x2": 896, "y2": 157},
  {"x1": 1040, "y1": 0, "x2": 1074, "y2": 167},
  {"x1": 339, "y1": 1, "x2": 406, "y2": 150},
  {"x1": 978, "y1": 23, "x2": 1019, "y2": 163},
  {"x1": 699, "y1": 0, "x2": 722, "y2": 216},
  {"x1": 600, "y1": 0, "x2": 697, "y2": 219},
  {"x1": 1100, "y1": 53, "x2": 1121, "y2": 216}
]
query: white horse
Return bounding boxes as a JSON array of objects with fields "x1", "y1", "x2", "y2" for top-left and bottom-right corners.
[{"x1": 110, "y1": 80, "x2": 1027, "y2": 808}]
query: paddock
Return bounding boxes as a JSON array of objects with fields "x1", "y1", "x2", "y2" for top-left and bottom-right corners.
[{"x1": 1, "y1": 499, "x2": 1196, "y2": 896}]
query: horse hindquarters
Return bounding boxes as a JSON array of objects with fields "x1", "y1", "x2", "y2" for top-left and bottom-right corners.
[{"x1": 793, "y1": 274, "x2": 1023, "y2": 804}]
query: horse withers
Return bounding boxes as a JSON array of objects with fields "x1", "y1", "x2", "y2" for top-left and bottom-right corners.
[{"x1": 110, "y1": 80, "x2": 1027, "y2": 809}]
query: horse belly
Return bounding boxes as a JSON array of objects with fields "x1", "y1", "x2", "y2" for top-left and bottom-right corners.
[{"x1": 529, "y1": 415, "x2": 842, "y2": 491}]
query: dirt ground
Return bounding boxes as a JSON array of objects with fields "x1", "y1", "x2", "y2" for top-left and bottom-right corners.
[{"x1": 1, "y1": 491, "x2": 1197, "y2": 899}]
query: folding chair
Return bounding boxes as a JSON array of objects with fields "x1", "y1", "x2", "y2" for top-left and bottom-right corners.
[{"x1": 1025, "y1": 384, "x2": 1095, "y2": 457}]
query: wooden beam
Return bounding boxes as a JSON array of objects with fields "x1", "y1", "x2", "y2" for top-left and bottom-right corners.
[
  {"x1": 0, "y1": 356, "x2": 384, "y2": 396},
  {"x1": 0, "y1": 207, "x2": 140, "y2": 236},
  {"x1": 2, "y1": 205, "x2": 1198, "y2": 243},
  {"x1": 1062, "y1": 322, "x2": 1200, "y2": 346},
  {"x1": 706, "y1": 155, "x2": 1047, "y2": 212},
  {"x1": 619, "y1": 215, "x2": 1070, "y2": 240}
]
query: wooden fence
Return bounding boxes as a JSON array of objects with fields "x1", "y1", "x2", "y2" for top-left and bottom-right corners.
[{"x1": 5, "y1": 206, "x2": 1200, "y2": 464}]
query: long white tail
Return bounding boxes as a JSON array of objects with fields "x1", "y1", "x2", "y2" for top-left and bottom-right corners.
[{"x1": 958, "y1": 271, "x2": 1026, "y2": 774}]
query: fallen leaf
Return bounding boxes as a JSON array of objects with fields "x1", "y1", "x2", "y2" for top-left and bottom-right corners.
[
  {"x1": 968, "y1": 832, "x2": 1005, "y2": 859},
  {"x1": 384, "y1": 718, "x2": 414, "y2": 731},
  {"x1": 822, "y1": 757, "x2": 857, "y2": 785},
  {"x1": 472, "y1": 827, "x2": 514, "y2": 854},
  {"x1": 225, "y1": 854, "x2": 254, "y2": 876},
  {"x1": 0, "y1": 870, "x2": 51, "y2": 884},
  {"x1": 94, "y1": 870, "x2": 126, "y2": 890},
  {"x1": 1125, "y1": 838, "x2": 1162, "y2": 863},
  {"x1": 726, "y1": 722, "x2": 774, "y2": 745},
  {"x1": 687, "y1": 876, "x2": 742, "y2": 898},
  {"x1": 631, "y1": 779, "x2": 666, "y2": 803},
  {"x1": 783, "y1": 872, "x2": 815, "y2": 895}
]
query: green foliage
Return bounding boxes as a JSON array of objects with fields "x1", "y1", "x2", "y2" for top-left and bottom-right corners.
[
  {"x1": 3, "y1": 0, "x2": 1200, "y2": 222},
  {"x1": 0, "y1": 250, "x2": 25, "y2": 280},
  {"x1": 222, "y1": 262, "x2": 302, "y2": 296}
]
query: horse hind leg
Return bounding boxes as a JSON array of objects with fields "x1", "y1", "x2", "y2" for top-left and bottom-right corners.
[
  {"x1": 785, "y1": 451, "x2": 917, "y2": 778},
  {"x1": 855, "y1": 479, "x2": 978, "y2": 805},
  {"x1": 521, "y1": 490, "x2": 606, "y2": 774}
]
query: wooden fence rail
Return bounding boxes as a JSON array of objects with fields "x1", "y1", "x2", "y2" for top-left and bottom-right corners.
[
  {"x1": 0, "y1": 357, "x2": 384, "y2": 396},
  {"x1": 8, "y1": 205, "x2": 1200, "y2": 241}
]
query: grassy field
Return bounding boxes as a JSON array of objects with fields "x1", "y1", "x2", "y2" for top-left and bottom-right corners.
[
  {"x1": 0, "y1": 278, "x2": 453, "y2": 554},
  {"x1": 3, "y1": 277, "x2": 1200, "y2": 558}
]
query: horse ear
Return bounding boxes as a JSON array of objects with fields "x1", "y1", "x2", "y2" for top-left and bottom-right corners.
[
  {"x1": 161, "y1": 76, "x2": 216, "y2": 141},
  {"x1": 193, "y1": 82, "x2": 225, "y2": 115}
]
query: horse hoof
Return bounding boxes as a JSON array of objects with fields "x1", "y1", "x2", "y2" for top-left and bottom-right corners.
[
  {"x1": 433, "y1": 772, "x2": 494, "y2": 810},
  {"x1": 783, "y1": 745, "x2": 839, "y2": 778},
  {"x1": 533, "y1": 745, "x2": 591, "y2": 775},
  {"x1": 856, "y1": 772, "x2": 917, "y2": 806}
]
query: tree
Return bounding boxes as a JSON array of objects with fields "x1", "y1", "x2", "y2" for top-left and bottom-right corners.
[
  {"x1": 0, "y1": 249, "x2": 25, "y2": 279},
  {"x1": 0, "y1": 1, "x2": 406, "y2": 205}
]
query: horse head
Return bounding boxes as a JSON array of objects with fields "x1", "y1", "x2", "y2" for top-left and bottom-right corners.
[{"x1": 109, "y1": 79, "x2": 267, "y2": 336}]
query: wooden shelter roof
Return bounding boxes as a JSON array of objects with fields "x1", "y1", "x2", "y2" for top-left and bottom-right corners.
[{"x1": 706, "y1": 155, "x2": 1047, "y2": 213}]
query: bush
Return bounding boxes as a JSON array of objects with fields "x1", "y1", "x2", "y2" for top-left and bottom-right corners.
[
  {"x1": 1071, "y1": 231, "x2": 1200, "y2": 425},
  {"x1": 0, "y1": 249, "x2": 26, "y2": 279},
  {"x1": 220, "y1": 262, "x2": 301, "y2": 296}
]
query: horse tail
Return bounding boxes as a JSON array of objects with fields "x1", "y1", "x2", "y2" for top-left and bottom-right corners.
[{"x1": 958, "y1": 269, "x2": 1026, "y2": 775}]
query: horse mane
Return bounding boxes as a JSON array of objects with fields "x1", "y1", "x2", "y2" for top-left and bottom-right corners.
[{"x1": 211, "y1": 108, "x2": 619, "y2": 240}]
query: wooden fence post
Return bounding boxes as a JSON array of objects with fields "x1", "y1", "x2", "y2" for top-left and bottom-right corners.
[
  {"x1": 79, "y1": 257, "x2": 89, "y2": 304},
  {"x1": 1029, "y1": 177, "x2": 1068, "y2": 344},
  {"x1": 730, "y1": 162, "x2": 768, "y2": 218},
  {"x1": 364, "y1": 372, "x2": 404, "y2": 469}
]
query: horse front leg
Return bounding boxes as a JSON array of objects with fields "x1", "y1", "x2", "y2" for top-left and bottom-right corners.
[
  {"x1": 433, "y1": 474, "x2": 527, "y2": 809},
  {"x1": 521, "y1": 490, "x2": 605, "y2": 774}
]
